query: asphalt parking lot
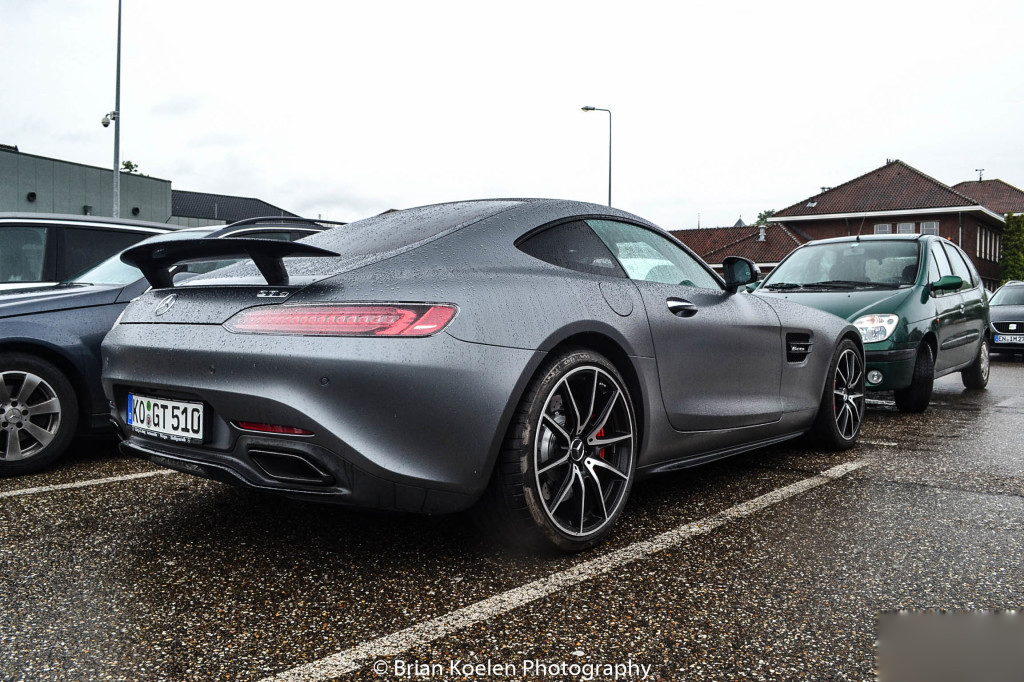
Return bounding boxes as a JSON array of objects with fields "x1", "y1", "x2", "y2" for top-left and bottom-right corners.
[{"x1": 2, "y1": 358, "x2": 1023, "y2": 682}]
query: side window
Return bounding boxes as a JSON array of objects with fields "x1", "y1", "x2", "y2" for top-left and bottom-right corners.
[
  {"x1": 587, "y1": 219, "x2": 720, "y2": 289},
  {"x1": 929, "y1": 243, "x2": 953, "y2": 295},
  {"x1": 60, "y1": 227, "x2": 145, "y2": 280},
  {"x1": 0, "y1": 226, "x2": 53, "y2": 283},
  {"x1": 942, "y1": 243, "x2": 975, "y2": 291},
  {"x1": 516, "y1": 220, "x2": 626, "y2": 278}
]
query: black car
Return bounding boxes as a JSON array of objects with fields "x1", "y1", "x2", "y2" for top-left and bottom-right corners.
[
  {"x1": 989, "y1": 280, "x2": 1024, "y2": 355},
  {"x1": 102, "y1": 199, "x2": 865, "y2": 552},
  {"x1": 0, "y1": 218, "x2": 335, "y2": 476}
]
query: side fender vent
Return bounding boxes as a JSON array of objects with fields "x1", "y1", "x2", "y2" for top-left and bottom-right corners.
[{"x1": 786, "y1": 332, "x2": 813, "y2": 363}]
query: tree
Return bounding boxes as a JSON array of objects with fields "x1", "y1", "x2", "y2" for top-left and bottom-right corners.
[
  {"x1": 755, "y1": 209, "x2": 776, "y2": 226},
  {"x1": 121, "y1": 160, "x2": 139, "y2": 174},
  {"x1": 1001, "y1": 213, "x2": 1024, "y2": 284}
]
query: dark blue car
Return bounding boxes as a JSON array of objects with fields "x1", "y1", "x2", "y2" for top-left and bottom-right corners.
[{"x1": 0, "y1": 218, "x2": 334, "y2": 476}]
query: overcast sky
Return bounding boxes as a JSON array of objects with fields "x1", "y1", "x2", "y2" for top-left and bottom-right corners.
[{"x1": 3, "y1": 0, "x2": 1023, "y2": 228}]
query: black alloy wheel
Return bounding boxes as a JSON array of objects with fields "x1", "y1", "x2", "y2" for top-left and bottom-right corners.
[
  {"x1": 813, "y1": 339, "x2": 865, "y2": 449},
  {"x1": 480, "y1": 349, "x2": 636, "y2": 552}
]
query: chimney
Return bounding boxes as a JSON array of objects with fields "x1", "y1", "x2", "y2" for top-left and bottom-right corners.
[{"x1": 758, "y1": 224, "x2": 766, "y2": 242}]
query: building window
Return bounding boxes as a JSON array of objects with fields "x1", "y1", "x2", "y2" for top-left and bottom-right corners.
[
  {"x1": 921, "y1": 221, "x2": 939, "y2": 235},
  {"x1": 976, "y1": 227, "x2": 1002, "y2": 262},
  {"x1": 874, "y1": 224, "x2": 892, "y2": 235},
  {"x1": 897, "y1": 222, "x2": 915, "y2": 234}
]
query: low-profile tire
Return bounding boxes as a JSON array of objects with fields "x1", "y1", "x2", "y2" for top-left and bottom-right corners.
[
  {"x1": 0, "y1": 354, "x2": 78, "y2": 477},
  {"x1": 893, "y1": 343, "x2": 934, "y2": 413},
  {"x1": 813, "y1": 339, "x2": 865, "y2": 450},
  {"x1": 961, "y1": 337, "x2": 990, "y2": 389},
  {"x1": 478, "y1": 349, "x2": 636, "y2": 553}
]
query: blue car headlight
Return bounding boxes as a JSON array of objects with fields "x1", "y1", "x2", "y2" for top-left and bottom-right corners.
[{"x1": 853, "y1": 314, "x2": 899, "y2": 343}]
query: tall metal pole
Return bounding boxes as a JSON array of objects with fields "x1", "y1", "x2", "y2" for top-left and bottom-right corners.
[
  {"x1": 581, "y1": 106, "x2": 612, "y2": 206},
  {"x1": 112, "y1": 0, "x2": 122, "y2": 218}
]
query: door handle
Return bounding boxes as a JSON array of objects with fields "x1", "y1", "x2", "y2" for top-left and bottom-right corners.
[{"x1": 667, "y1": 297, "x2": 698, "y2": 317}]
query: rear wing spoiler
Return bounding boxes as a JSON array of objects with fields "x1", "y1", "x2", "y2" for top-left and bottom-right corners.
[{"x1": 120, "y1": 238, "x2": 340, "y2": 288}]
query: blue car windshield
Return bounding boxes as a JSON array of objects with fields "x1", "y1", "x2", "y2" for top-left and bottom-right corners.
[
  {"x1": 764, "y1": 240, "x2": 920, "y2": 289},
  {"x1": 67, "y1": 229, "x2": 214, "y2": 285}
]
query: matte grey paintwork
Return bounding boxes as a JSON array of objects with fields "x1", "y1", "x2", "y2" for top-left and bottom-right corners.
[{"x1": 102, "y1": 199, "x2": 859, "y2": 513}]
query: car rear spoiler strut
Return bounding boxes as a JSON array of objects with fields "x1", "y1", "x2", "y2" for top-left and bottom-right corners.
[{"x1": 120, "y1": 238, "x2": 340, "y2": 288}]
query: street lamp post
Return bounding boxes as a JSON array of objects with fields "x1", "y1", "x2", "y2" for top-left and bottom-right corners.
[
  {"x1": 581, "y1": 106, "x2": 612, "y2": 206},
  {"x1": 102, "y1": 0, "x2": 123, "y2": 218}
]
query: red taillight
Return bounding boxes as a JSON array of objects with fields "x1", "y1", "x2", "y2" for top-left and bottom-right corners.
[
  {"x1": 236, "y1": 421, "x2": 313, "y2": 435},
  {"x1": 223, "y1": 304, "x2": 458, "y2": 337}
]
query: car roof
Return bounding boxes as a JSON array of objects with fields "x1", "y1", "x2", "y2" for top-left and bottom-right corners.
[
  {"x1": 804, "y1": 234, "x2": 929, "y2": 246},
  {"x1": 0, "y1": 212, "x2": 180, "y2": 233}
]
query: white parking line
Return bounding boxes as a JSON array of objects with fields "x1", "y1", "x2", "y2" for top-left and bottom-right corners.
[
  {"x1": 264, "y1": 459, "x2": 869, "y2": 681},
  {"x1": 0, "y1": 469, "x2": 175, "y2": 499}
]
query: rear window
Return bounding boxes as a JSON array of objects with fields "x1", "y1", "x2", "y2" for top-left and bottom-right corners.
[{"x1": 193, "y1": 201, "x2": 520, "y2": 281}]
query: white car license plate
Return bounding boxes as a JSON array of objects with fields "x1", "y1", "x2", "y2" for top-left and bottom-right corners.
[
  {"x1": 128, "y1": 393, "x2": 204, "y2": 443},
  {"x1": 995, "y1": 334, "x2": 1024, "y2": 344}
]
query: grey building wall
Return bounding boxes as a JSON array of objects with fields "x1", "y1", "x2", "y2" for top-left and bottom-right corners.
[
  {"x1": 166, "y1": 216, "x2": 228, "y2": 228},
  {"x1": 0, "y1": 147, "x2": 172, "y2": 222}
]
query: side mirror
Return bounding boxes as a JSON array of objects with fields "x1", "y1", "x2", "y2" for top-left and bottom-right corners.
[
  {"x1": 723, "y1": 256, "x2": 761, "y2": 293},
  {"x1": 930, "y1": 275, "x2": 963, "y2": 292}
]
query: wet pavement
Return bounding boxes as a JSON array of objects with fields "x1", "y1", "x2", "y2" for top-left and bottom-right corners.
[{"x1": 2, "y1": 358, "x2": 1023, "y2": 681}]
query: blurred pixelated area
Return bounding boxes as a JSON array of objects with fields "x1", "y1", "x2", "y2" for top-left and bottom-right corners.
[{"x1": 877, "y1": 610, "x2": 1024, "y2": 682}]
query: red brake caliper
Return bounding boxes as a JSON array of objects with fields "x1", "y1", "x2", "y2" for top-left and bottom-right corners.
[{"x1": 597, "y1": 428, "x2": 606, "y2": 458}]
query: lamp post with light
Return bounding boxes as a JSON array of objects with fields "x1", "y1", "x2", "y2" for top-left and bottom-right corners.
[
  {"x1": 581, "y1": 106, "x2": 611, "y2": 206},
  {"x1": 102, "y1": 0, "x2": 123, "y2": 218}
]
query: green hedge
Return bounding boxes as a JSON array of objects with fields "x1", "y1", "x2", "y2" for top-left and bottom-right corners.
[{"x1": 1002, "y1": 213, "x2": 1024, "y2": 284}]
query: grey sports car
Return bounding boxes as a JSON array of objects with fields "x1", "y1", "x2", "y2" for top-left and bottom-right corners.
[{"x1": 102, "y1": 199, "x2": 864, "y2": 551}]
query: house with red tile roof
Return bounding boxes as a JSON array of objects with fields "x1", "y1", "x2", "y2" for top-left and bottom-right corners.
[
  {"x1": 671, "y1": 223, "x2": 807, "y2": 275},
  {"x1": 768, "y1": 160, "x2": 1006, "y2": 288},
  {"x1": 951, "y1": 179, "x2": 1024, "y2": 216}
]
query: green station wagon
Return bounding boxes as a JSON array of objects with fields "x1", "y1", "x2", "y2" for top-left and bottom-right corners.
[{"x1": 755, "y1": 234, "x2": 989, "y2": 412}]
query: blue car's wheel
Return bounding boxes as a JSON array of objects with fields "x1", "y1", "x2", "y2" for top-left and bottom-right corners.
[{"x1": 0, "y1": 354, "x2": 79, "y2": 476}]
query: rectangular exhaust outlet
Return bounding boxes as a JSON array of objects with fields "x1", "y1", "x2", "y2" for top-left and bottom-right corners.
[{"x1": 248, "y1": 449, "x2": 334, "y2": 485}]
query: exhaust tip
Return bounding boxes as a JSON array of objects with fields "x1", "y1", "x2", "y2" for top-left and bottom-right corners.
[{"x1": 248, "y1": 449, "x2": 334, "y2": 485}]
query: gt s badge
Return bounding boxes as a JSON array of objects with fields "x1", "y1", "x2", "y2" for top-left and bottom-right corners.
[{"x1": 257, "y1": 290, "x2": 289, "y2": 298}]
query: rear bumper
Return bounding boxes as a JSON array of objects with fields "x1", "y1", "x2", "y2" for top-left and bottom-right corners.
[{"x1": 102, "y1": 323, "x2": 542, "y2": 513}]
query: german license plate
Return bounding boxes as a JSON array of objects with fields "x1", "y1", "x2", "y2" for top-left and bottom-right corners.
[
  {"x1": 127, "y1": 393, "x2": 204, "y2": 443},
  {"x1": 995, "y1": 334, "x2": 1024, "y2": 344}
]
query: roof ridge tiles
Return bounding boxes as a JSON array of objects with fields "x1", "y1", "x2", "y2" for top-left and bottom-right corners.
[{"x1": 775, "y1": 159, "x2": 981, "y2": 218}]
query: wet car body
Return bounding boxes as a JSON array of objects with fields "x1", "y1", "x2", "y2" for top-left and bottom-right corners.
[
  {"x1": 102, "y1": 199, "x2": 864, "y2": 550},
  {"x1": 988, "y1": 281, "x2": 1024, "y2": 355},
  {"x1": 755, "y1": 234, "x2": 989, "y2": 412}
]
